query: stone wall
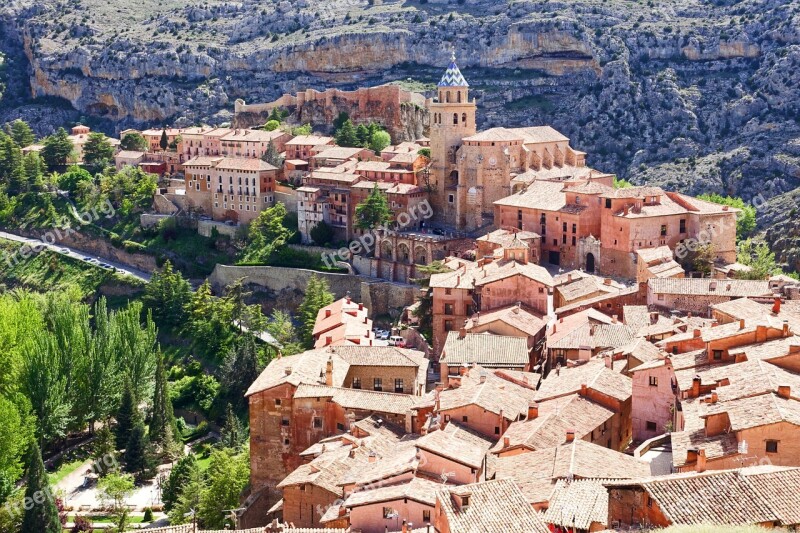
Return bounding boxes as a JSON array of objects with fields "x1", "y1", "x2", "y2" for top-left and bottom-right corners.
[
  {"x1": 198, "y1": 220, "x2": 238, "y2": 238},
  {"x1": 208, "y1": 264, "x2": 416, "y2": 316},
  {"x1": 140, "y1": 214, "x2": 172, "y2": 229}
]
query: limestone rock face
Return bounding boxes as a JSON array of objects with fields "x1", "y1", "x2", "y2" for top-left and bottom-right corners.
[{"x1": 2, "y1": 0, "x2": 800, "y2": 256}]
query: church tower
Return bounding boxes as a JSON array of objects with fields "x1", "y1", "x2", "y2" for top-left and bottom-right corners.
[{"x1": 428, "y1": 53, "x2": 477, "y2": 225}]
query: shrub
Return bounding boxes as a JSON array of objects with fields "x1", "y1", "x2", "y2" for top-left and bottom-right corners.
[
  {"x1": 143, "y1": 508, "x2": 153, "y2": 522},
  {"x1": 70, "y1": 515, "x2": 93, "y2": 532}
]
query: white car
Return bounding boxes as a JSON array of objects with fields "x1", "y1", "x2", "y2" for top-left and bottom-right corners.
[{"x1": 378, "y1": 330, "x2": 390, "y2": 340}]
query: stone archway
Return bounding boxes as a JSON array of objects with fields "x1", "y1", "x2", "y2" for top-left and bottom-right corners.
[
  {"x1": 397, "y1": 243, "x2": 411, "y2": 264},
  {"x1": 381, "y1": 240, "x2": 393, "y2": 260},
  {"x1": 414, "y1": 246, "x2": 427, "y2": 265}
]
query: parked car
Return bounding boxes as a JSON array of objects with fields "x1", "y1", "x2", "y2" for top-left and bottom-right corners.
[
  {"x1": 388, "y1": 336, "x2": 406, "y2": 347},
  {"x1": 59, "y1": 247, "x2": 70, "y2": 254},
  {"x1": 378, "y1": 330, "x2": 390, "y2": 340}
]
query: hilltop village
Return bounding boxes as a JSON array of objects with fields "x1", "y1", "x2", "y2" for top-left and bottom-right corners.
[{"x1": 19, "y1": 57, "x2": 800, "y2": 532}]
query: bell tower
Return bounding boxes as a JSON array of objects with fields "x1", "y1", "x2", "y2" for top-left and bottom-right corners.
[{"x1": 428, "y1": 53, "x2": 477, "y2": 225}]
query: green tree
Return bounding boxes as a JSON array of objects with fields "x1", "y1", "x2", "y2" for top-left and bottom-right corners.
[
  {"x1": 332, "y1": 111, "x2": 350, "y2": 131},
  {"x1": 261, "y1": 139, "x2": 284, "y2": 168},
  {"x1": 149, "y1": 350, "x2": 180, "y2": 459},
  {"x1": 263, "y1": 120, "x2": 280, "y2": 132},
  {"x1": 219, "y1": 403, "x2": 246, "y2": 450},
  {"x1": 123, "y1": 419, "x2": 152, "y2": 480},
  {"x1": 114, "y1": 302, "x2": 157, "y2": 402},
  {"x1": 21, "y1": 443, "x2": 61, "y2": 533},
  {"x1": 267, "y1": 107, "x2": 288, "y2": 123},
  {"x1": 21, "y1": 333, "x2": 72, "y2": 446},
  {"x1": 184, "y1": 280, "x2": 235, "y2": 360},
  {"x1": 120, "y1": 132, "x2": 148, "y2": 152},
  {"x1": 291, "y1": 124, "x2": 312, "y2": 136},
  {"x1": 369, "y1": 130, "x2": 391, "y2": 153},
  {"x1": 162, "y1": 454, "x2": 197, "y2": 512},
  {"x1": 736, "y1": 239, "x2": 780, "y2": 280},
  {"x1": 354, "y1": 183, "x2": 392, "y2": 230},
  {"x1": 114, "y1": 378, "x2": 138, "y2": 450},
  {"x1": 355, "y1": 123, "x2": 370, "y2": 147},
  {"x1": 0, "y1": 133, "x2": 23, "y2": 192},
  {"x1": 97, "y1": 472, "x2": 134, "y2": 533},
  {"x1": 613, "y1": 176, "x2": 633, "y2": 189},
  {"x1": 418, "y1": 148, "x2": 431, "y2": 158},
  {"x1": 197, "y1": 448, "x2": 250, "y2": 528},
  {"x1": 167, "y1": 460, "x2": 203, "y2": 525},
  {"x1": 20, "y1": 152, "x2": 45, "y2": 192},
  {"x1": 265, "y1": 309, "x2": 303, "y2": 356},
  {"x1": 82, "y1": 132, "x2": 115, "y2": 171},
  {"x1": 143, "y1": 260, "x2": 191, "y2": 329},
  {"x1": 218, "y1": 335, "x2": 260, "y2": 413},
  {"x1": 5, "y1": 120, "x2": 35, "y2": 148},
  {"x1": 159, "y1": 129, "x2": 169, "y2": 151},
  {"x1": 58, "y1": 166, "x2": 93, "y2": 195},
  {"x1": 91, "y1": 424, "x2": 117, "y2": 476},
  {"x1": 243, "y1": 202, "x2": 294, "y2": 262},
  {"x1": 297, "y1": 274, "x2": 335, "y2": 348},
  {"x1": 310, "y1": 220, "x2": 334, "y2": 245},
  {"x1": 41, "y1": 128, "x2": 75, "y2": 170},
  {"x1": 697, "y1": 193, "x2": 757, "y2": 240},
  {"x1": 334, "y1": 119, "x2": 360, "y2": 148},
  {"x1": 0, "y1": 394, "x2": 33, "y2": 502}
]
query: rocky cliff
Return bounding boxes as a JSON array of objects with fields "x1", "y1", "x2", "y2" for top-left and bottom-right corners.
[{"x1": 1, "y1": 0, "x2": 800, "y2": 262}]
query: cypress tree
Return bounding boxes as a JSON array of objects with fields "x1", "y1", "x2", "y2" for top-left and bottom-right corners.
[
  {"x1": 149, "y1": 350, "x2": 179, "y2": 458},
  {"x1": 21, "y1": 443, "x2": 61, "y2": 533},
  {"x1": 220, "y1": 403, "x2": 245, "y2": 449},
  {"x1": 159, "y1": 129, "x2": 169, "y2": 151},
  {"x1": 162, "y1": 454, "x2": 197, "y2": 512},
  {"x1": 124, "y1": 420, "x2": 151, "y2": 480},
  {"x1": 115, "y1": 378, "x2": 138, "y2": 450}
]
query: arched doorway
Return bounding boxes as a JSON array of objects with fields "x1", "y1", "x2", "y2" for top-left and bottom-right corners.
[{"x1": 586, "y1": 253, "x2": 596, "y2": 273}]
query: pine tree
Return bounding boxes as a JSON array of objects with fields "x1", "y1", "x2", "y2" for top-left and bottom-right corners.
[
  {"x1": 334, "y1": 119, "x2": 360, "y2": 147},
  {"x1": 355, "y1": 123, "x2": 370, "y2": 147},
  {"x1": 6, "y1": 119, "x2": 35, "y2": 148},
  {"x1": 41, "y1": 128, "x2": 74, "y2": 170},
  {"x1": 219, "y1": 335, "x2": 260, "y2": 413},
  {"x1": 21, "y1": 443, "x2": 61, "y2": 533},
  {"x1": 159, "y1": 129, "x2": 169, "y2": 151},
  {"x1": 92, "y1": 424, "x2": 117, "y2": 476},
  {"x1": 354, "y1": 183, "x2": 392, "y2": 230},
  {"x1": 297, "y1": 275, "x2": 335, "y2": 348},
  {"x1": 161, "y1": 454, "x2": 197, "y2": 512},
  {"x1": 82, "y1": 132, "x2": 115, "y2": 172},
  {"x1": 143, "y1": 260, "x2": 191, "y2": 329},
  {"x1": 120, "y1": 132, "x2": 148, "y2": 152},
  {"x1": 115, "y1": 378, "x2": 138, "y2": 450},
  {"x1": 261, "y1": 139, "x2": 284, "y2": 168},
  {"x1": 219, "y1": 403, "x2": 245, "y2": 449},
  {"x1": 123, "y1": 419, "x2": 151, "y2": 480},
  {"x1": 149, "y1": 350, "x2": 179, "y2": 458}
]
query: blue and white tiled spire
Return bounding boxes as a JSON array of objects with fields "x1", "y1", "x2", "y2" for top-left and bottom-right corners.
[{"x1": 438, "y1": 51, "x2": 469, "y2": 87}]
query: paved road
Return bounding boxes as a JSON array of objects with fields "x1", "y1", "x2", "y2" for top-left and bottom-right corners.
[{"x1": 0, "y1": 230, "x2": 151, "y2": 282}]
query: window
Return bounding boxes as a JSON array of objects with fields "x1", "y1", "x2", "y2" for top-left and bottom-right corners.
[
  {"x1": 646, "y1": 495, "x2": 653, "y2": 508},
  {"x1": 374, "y1": 378, "x2": 382, "y2": 392},
  {"x1": 649, "y1": 376, "x2": 658, "y2": 387},
  {"x1": 281, "y1": 418, "x2": 290, "y2": 427},
  {"x1": 284, "y1": 438, "x2": 290, "y2": 445},
  {"x1": 448, "y1": 194, "x2": 455, "y2": 204},
  {"x1": 553, "y1": 239, "x2": 558, "y2": 246},
  {"x1": 423, "y1": 510, "x2": 431, "y2": 522},
  {"x1": 563, "y1": 222, "x2": 567, "y2": 232},
  {"x1": 352, "y1": 377, "x2": 361, "y2": 389},
  {"x1": 383, "y1": 507, "x2": 396, "y2": 519},
  {"x1": 672, "y1": 346, "x2": 679, "y2": 355},
  {"x1": 713, "y1": 350, "x2": 723, "y2": 360},
  {"x1": 494, "y1": 426, "x2": 500, "y2": 435},
  {"x1": 462, "y1": 415, "x2": 468, "y2": 423},
  {"x1": 444, "y1": 320, "x2": 454, "y2": 332},
  {"x1": 572, "y1": 223, "x2": 577, "y2": 234},
  {"x1": 660, "y1": 225, "x2": 667, "y2": 237},
  {"x1": 395, "y1": 379, "x2": 404, "y2": 393},
  {"x1": 605, "y1": 198, "x2": 612, "y2": 208},
  {"x1": 766, "y1": 440, "x2": 778, "y2": 453},
  {"x1": 453, "y1": 113, "x2": 458, "y2": 125},
  {"x1": 444, "y1": 303, "x2": 455, "y2": 315},
  {"x1": 300, "y1": 484, "x2": 306, "y2": 492},
  {"x1": 313, "y1": 417, "x2": 322, "y2": 429},
  {"x1": 680, "y1": 219, "x2": 686, "y2": 233},
  {"x1": 275, "y1": 399, "x2": 282, "y2": 407},
  {"x1": 646, "y1": 421, "x2": 657, "y2": 432},
  {"x1": 336, "y1": 422, "x2": 345, "y2": 431},
  {"x1": 562, "y1": 235, "x2": 567, "y2": 245},
  {"x1": 658, "y1": 294, "x2": 664, "y2": 301},
  {"x1": 572, "y1": 236, "x2": 576, "y2": 246}
]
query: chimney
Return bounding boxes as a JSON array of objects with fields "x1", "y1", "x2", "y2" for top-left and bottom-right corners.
[
  {"x1": 693, "y1": 329, "x2": 701, "y2": 338},
  {"x1": 773, "y1": 296, "x2": 782, "y2": 315},
  {"x1": 359, "y1": 303, "x2": 364, "y2": 311},
  {"x1": 456, "y1": 274, "x2": 461, "y2": 285},
  {"x1": 604, "y1": 278, "x2": 612, "y2": 286},
  {"x1": 739, "y1": 319, "x2": 746, "y2": 330},
  {"x1": 458, "y1": 327, "x2": 466, "y2": 339},
  {"x1": 686, "y1": 448, "x2": 698, "y2": 464},
  {"x1": 580, "y1": 383, "x2": 588, "y2": 397},
  {"x1": 479, "y1": 372, "x2": 487, "y2": 384},
  {"x1": 566, "y1": 429, "x2": 575, "y2": 443},
  {"x1": 325, "y1": 309, "x2": 332, "y2": 318},
  {"x1": 783, "y1": 320, "x2": 790, "y2": 338},
  {"x1": 285, "y1": 367, "x2": 293, "y2": 376},
  {"x1": 503, "y1": 436, "x2": 510, "y2": 448},
  {"x1": 604, "y1": 354, "x2": 612, "y2": 369},
  {"x1": 778, "y1": 385, "x2": 791, "y2": 399},
  {"x1": 325, "y1": 357, "x2": 333, "y2": 386},
  {"x1": 552, "y1": 323, "x2": 557, "y2": 334},
  {"x1": 567, "y1": 273, "x2": 573, "y2": 283},
  {"x1": 528, "y1": 401, "x2": 539, "y2": 419},
  {"x1": 623, "y1": 205, "x2": 629, "y2": 216},
  {"x1": 697, "y1": 449, "x2": 707, "y2": 473},
  {"x1": 692, "y1": 375, "x2": 701, "y2": 397},
  {"x1": 790, "y1": 344, "x2": 800, "y2": 355},
  {"x1": 612, "y1": 314, "x2": 618, "y2": 324},
  {"x1": 325, "y1": 336, "x2": 333, "y2": 346},
  {"x1": 650, "y1": 312, "x2": 659, "y2": 325},
  {"x1": 368, "y1": 452, "x2": 377, "y2": 463},
  {"x1": 590, "y1": 324, "x2": 597, "y2": 336},
  {"x1": 459, "y1": 364, "x2": 469, "y2": 376},
  {"x1": 346, "y1": 293, "x2": 351, "y2": 304},
  {"x1": 710, "y1": 392, "x2": 718, "y2": 404}
]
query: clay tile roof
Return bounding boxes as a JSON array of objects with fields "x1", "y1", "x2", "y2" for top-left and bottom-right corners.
[
  {"x1": 599, "y1": 186, "x2": 665, "y2": 199},
  {"x1": 183, "y1": 156, "x2": 223, "y2": 167},
  {"x1": 511, "y1": 126, "x2": 570, "y2": 144},
  {"x1": 215, "y1": 157, "x2": 277, "y2": 172},
  {"x1": 534, "y1": 360, "x2": 632, "y2": 402},
  {"x1": 221, "y1": 129, "x2": 287, "y2": 142},
  {"x1": 648, "y1": 278, "x2": 773, "y2": 298},
  {"x1": 116, "y1": 150, "x2": 145, "y2": 159},
  {"x1": 329, "y1": 388, "x2": 417, "y2": 416},
  {"x1": 464, "y1": 304, "x2": 547, "y2": 339},
  {"x1": 415, "y1": 421, "x2": 494, "y2": 469},
  {"x1": 494, "y1": 180, "x2": 567, "y2": 209},
  {"x1": 286, "y1": 135, "x2": 334, "y2": 146},
  {"x1": 636, "y1": 470, "x2": 781, "y2": 525},
  {"x1": 344, "y1": 477, "x2": 444, "y2": 508},
  {"x1": 473, "y1": 260, "x2": 555, "y2": 288},
  {"x1": 441, "y1": 332, "x2": 530, "y2": 368},
  {"x1": 313, "y1": 146, "x2": 368, "y2": 160},
  {"x1": 463, "y1": 127, "x2": 524, "y2": 143},
  {"x1": 740, "y1": 467, "x2": 800, "y2": 525},
  {"x1": 437, "y1": 479, "x2": 550, "y2": 533},
  {"x1": 438, "y1": 367, "x2": 534, "y2": 420},
  {"x1": 547, "y1": 322, "x2": 636, "y2": 353},
  {"x1": 564, "y1": 181, "x2": 613, "y2": 195},
  {"x1": 636, "y1": 245, "x2": 674, "y2": 264},
  {"x1": 542, "y1": 479, "x2": 610, "y2": 530}
]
